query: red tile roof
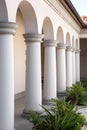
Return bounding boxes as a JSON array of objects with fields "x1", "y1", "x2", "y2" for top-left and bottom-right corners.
[{"x1": 81, "y1": 16, "x2": 87, "y2": 24}]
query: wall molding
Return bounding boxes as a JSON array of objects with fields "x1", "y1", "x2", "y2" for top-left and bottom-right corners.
[{"x1": 44, "y1": 0, "x2": 81, "y2": 33}]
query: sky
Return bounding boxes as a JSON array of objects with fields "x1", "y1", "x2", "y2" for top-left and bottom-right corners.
[{"x1": 70, "y1": 0, "x2": 87, "y2": 16}]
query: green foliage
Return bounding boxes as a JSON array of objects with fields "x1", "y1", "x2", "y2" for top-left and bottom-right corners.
[
  {"x1": 27, "y1": 100, "x2": 87, "y2": 130},
  {"x1": 27, "y1": 110, "x2": 43, "y2": 129},
  {"x1": 66, "y1": 84, "x2": 87, "y2": 106},
  {"x1": 81, "y1": 77, "x2": 87, "y2": 88}
]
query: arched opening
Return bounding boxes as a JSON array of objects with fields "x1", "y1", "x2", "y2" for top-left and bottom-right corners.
[
  {"x1": 16, "y1": 1, "x2": 38, "y2": 33},
  {"x1": 14, "y1": 0, "x2": 38, "y2": 96},
  {"x1": 14, "y1": 8, "x2": 25, "y2": 97},
  {"x1": 14, "y1": 1, "x2": 38, "y2": 129},
  {"x1": 41, "y1": 17, "x2": 54, "y2": 98},
  {"x1": 57, "y1": 26, "x2": 64, "y2": 43},
  {"x1": 0, "y1": 0, "x2": 8, "y2": 21},
  {"x1": 42, "y1": 17, "x2": 54, "y2": 40},
  {"x1": 66, "y1": 32, "x2": 71, "y2": 45},
  {"x1": 72, "y1": 36, "x2": 74, "y2": 48},
  {"x1": 76, "y1": 39, "x2": 79, "y2": 49}
]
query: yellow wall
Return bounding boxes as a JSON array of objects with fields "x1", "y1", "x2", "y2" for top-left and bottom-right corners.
[{"x1": 14, "y1": 9, "x2": 26, "y2": 94}]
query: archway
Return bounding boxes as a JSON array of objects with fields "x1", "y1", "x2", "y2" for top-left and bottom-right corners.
[
  {"x1": 42, "y1": 17, "x2": 54, "y2": 79},
  {"x1": 14, "y1": 0, "x2": 39, "y2": 128},
  {"x1": 57, "y1": 26, "x2": 64, "y2": 43},
  {"x1": 42, "y1": 17, "x2": 54, "y2": 99},
  {"x1": 14, "y1": 0, "x2": 38, "y2": 98},
  {"x1": 72, "y1": 36, "x2": 74, "y2": 48},
  {"x1": 57, "y1": 26, "x2": 66, "y2": 92},
  {"x1": 76, "y1": 39, "x2": 79, "y2": 49},
  {"x1": 66, "y1": 32, "x2": 71, "y2": 45},
  {"x1": 42, "y1": 17, "x2": 54, "y2": 40},
  {"x1": 14, "y1": 8, "x2": 25, "y2": 97},
  {"x1": 0, "y1": 0, "x2": 8, "y2": 21}
]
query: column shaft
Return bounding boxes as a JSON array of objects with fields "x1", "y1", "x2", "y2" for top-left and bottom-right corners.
[
  {"x1": 24, "y1": 34, "x2": 44, "y2": 112},
  {"x1": 0, "y1": 22, "x2": 17, "y2": 130},
  {"x1": 57, "y1": 43, "x2": 66, "y2": 92},
  {"x1": 72, "y1": 49, "x2": 76, "y2": 84},
  {"x1": 43, "y1": 40, "x2": 57, "y2": 102},
  {"x1": 66, "y1": 46, "x2": 72, "y2": 89},
  {"x1": 76, "y1": 50, "x2": 80, "y2": 82}
]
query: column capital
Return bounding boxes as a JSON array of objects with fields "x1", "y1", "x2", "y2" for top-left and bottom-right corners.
[
  {"x1": 72, "y1": 48, "x2": 76, "y2": 52},
  {"x1": 23, "y1": 33, "x2": 44, "y2": 43},
  {"x1": 0, "y1": 22, "x2": 17, "y2": 35},
  {"x1": 44, "y1": 40, "x2": 58, "y2": 47},
  {"x1": 57, "y1": 43, "x2": 66, "y2": 49},
  {"x1": 66, "y1": 46, "x2": 72, "y2": 51},
  {"x1": 76, "y1": 49, "x2": 81, "y2": 53}
]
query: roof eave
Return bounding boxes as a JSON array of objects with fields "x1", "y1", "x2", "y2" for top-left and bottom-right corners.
[{"x1": 59, "y1": 0, "x2": 86, "y2": 29}]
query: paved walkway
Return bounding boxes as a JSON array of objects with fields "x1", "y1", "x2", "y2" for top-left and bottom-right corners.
[
  {"x1": 15, "y1": 97, "x2": 33, "y2": 130},
  {"x1": 15, "y1": 97, "x2": 87, "y2": 130},
  {"x1": 78, "y1": 107, "x2": 87, "y2": 130}
]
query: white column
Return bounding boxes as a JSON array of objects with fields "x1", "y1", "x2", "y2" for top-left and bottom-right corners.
[
  {"x1": 43, "y1": 40, "x2": 57, "y2": 103},
  {"x1": 76, "y1": 49, "x2": 80, "y2": 82},
  {"x1": 23, "y1": 34, "x2": 44, "y2": 112},
  {"x1": 57, "y1": 43, "x2": 66, "y2": 92},
  {"x1": 72, "y1": 48, "x2": 76, "y2": 84},
  {"x1": 0, "y1": 22, "x2": 17, "y2": 130},
  {"x1": 66, "y1": 46, "x2": 72, "y2": 89}
]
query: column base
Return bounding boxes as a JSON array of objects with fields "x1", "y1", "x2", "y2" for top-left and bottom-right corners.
[
  {"x1": 76, "y1": 81, "x2": 81, "y2": 84},
  {"x1": 66, "y1": 87, "x2": 72, "y2": 91},
  {"x1": 42, "y1": 98, "x2": 58, "y2": 105},
  {"x1": 57, "y1": 91, "x2": 66, "y2": 100},
  {"x1": 22, "y1": 109, "x2": 29, "y2": 118}
]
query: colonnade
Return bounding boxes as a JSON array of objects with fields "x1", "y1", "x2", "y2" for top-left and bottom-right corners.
[
  {"x1": 0, "y1": 22, "x2": 80, "y2": 130},
  {"x1": 23, "y1": 34, "x2": 80, "y2": 112}
]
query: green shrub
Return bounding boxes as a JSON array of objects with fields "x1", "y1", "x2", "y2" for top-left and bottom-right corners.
[
  {"x1": 66, "y1": 84, "x2": 87, "y2": 106},
  {"x1": 27, "y1": 100, "x2": 87, "y2": 130},
  {"x1": 81, "y1": 77, "x2": 87, "y2": 88}
]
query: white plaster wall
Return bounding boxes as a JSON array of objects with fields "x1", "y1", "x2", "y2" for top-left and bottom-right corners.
[
  {"x1": 5, "y1": 0, "x2": 80, "y2": 42},
  {"x1": 14, "y1": 9, "x2": 26, "y2": 94}
]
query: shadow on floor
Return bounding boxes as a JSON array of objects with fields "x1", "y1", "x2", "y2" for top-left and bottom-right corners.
[{"x1": 15, "y1": 97, "x2": 33, "y2": 130}]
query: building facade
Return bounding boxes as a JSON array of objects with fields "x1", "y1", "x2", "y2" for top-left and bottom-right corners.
[{"x1": 0, "y1": 0, "x2": 87, "y2": 130}]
